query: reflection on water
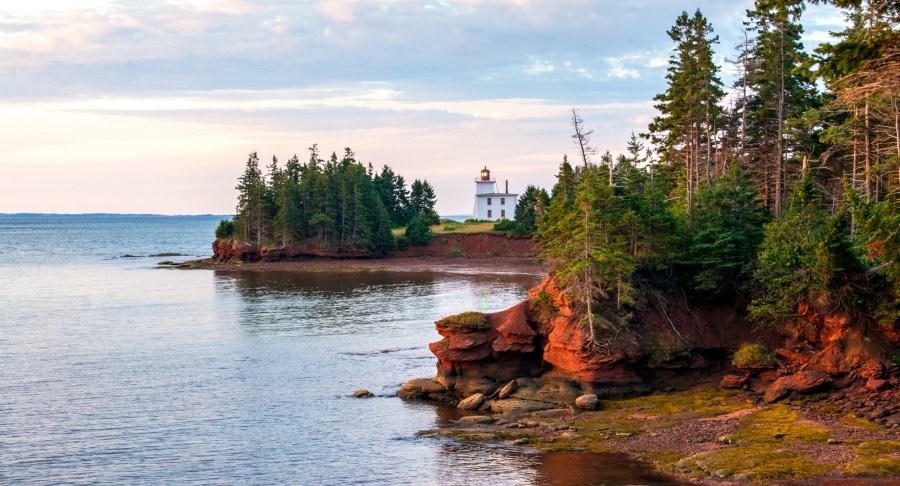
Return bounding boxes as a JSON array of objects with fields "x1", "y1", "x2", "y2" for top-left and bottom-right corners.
[{"x1": 0, "y1": 215, "x2": 685, "y2": 485}]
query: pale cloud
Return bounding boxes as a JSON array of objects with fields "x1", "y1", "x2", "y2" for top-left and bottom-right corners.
[
  {"x1": 0, "y1": 0, "x2": 850, "y2": 213},
  {"x1": 319, "y1": 1, "x2": 355, "y2": 22}
]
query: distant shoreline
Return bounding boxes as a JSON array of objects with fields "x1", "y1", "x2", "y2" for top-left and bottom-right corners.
[{"x1": 179, "y1": 255, "x2": 548, "y2": 277}]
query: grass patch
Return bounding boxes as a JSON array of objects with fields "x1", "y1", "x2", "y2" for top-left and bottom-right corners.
[
  {"x1": 678, "y1": 444, "x2": 834, "y2": 482},
  {"x1": 855, "y1": 441, "x2": 900, "y2": 456},
  {"x1": 733, "y1": 343, "x2": 775, "y2": 367},
  {"x1": 437, "y1": 312, "x2": 488, "y2": 329}
]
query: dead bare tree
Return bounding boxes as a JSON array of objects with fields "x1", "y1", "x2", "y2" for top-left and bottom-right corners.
[{"x1": 571, "y1": 108, "x2": 597, "y2": 168}]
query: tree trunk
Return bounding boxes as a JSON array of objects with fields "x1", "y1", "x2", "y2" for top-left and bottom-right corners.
[
  {"x1": 775, "y1": 21, "x2": 785, "y2": 219},
  {"x1": 865, "y1": 101, "x2": 872, "y2": 202}
]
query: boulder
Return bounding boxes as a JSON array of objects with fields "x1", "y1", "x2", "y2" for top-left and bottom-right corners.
[
  {"x1": 459, "y1": 415, "x2": 494, "y2": 425},
  {"x1": 866, "y1": 378, "x2": 888, "y2": 392},
  {"x1": 490, "y1": 398, "x2": 557, "y2": 414},
  {"x1": 352, "y1": 389, "x2": 373, "y2": 398},
  {"x1": 497, "y1": 379, "x2": 518, "y2": 399},
  {"x1": 397, "y1": 378, "x2": 446, "y2": 399},
  {"x1": 764, "y1": 370, "x2": 832, "y2": 403},
  {"x1": 575, "y1": 394, "x2": 599, "y2": 410},
  {"x1": 720, "y1": 374, "x2": 749, "y2": 389},
  {"x1": 457, "y1": 393, "x2": 486, "y2": 410}
]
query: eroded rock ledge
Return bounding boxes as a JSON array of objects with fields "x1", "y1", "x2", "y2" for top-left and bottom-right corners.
[{"x1": 399, "y1": 275, "x2": 900, "y2": 414}]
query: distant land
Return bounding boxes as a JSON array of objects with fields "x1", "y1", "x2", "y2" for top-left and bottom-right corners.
[
  {"x1": 0, "y1": 213, "x2": 470, "y2": 219},
  {"x1": 0, "y1": 213, "x2": 230, "y2": 218}
]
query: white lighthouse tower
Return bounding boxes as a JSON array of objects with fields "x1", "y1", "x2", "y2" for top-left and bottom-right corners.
[{"x1": 473, "y1": 167, "x2": 517, "y2": 221}]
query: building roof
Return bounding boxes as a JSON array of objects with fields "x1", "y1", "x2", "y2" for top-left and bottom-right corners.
[{"x1": 475, "y1": 192, "x2": 518, "y2": 197}]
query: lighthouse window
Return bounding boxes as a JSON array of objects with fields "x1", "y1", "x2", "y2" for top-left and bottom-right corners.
[
  {"x1": 500, "y1": 198, "x2": 505, "y2": 205},
  {"x1": 487, "y1": 197, "x2": 492, "y2": 206},
  {"x1": 501, "y1": 210, "x2": 506, "y2": 218},
  {"x1": 487, "y1": 210, "x2": 492, "y2": 219}
]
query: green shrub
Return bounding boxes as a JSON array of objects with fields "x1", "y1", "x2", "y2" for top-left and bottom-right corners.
[
  {"x1": 493, "y1": 218, "x2": 532, "y2": 237},
  {"x1": 396, "y1": 235, "x2": 411, "y2": 250},
  {"x1": 443, "y1": 225, "x2": 460, "y2": 231},
  {"x1": 405, "y1": 215, "x2": 432, "y2": 246},
  {"x1": 438, "y1": 311, "x2": 488, "y2": 329},
  {"x1": 450, "y1": 248, "x2": 465, "y2": 257},
  {"x1": 733, "y1": 343, "x2": 776, "y2": 367},
  {"x1": 215, "y1": 219, "x2": 235, "y2": 240}
]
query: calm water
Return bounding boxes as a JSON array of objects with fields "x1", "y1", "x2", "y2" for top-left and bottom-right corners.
[{"x1": 0, "y1": 216, "x2": 680, "y2": 485}]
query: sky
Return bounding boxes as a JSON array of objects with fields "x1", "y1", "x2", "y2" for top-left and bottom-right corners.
[{"x1": 0, "y1": 0, "x2": 847, "y2": 215}]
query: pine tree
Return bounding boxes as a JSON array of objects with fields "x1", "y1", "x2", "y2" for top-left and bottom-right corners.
[
  {"x1": 646, "y1": 9, "x2": 725, "y2": 222},
  {"x1": 409, "y1": 179, "x2": 439, "y2": 226}
]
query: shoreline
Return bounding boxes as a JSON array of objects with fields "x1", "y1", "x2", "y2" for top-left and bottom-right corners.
[
  {"x1": 418, "y1": 382, "x2": 900, "y2": 485},
  {"x1": 179, "y1": 255, "x2": 549, "y2": 276}
]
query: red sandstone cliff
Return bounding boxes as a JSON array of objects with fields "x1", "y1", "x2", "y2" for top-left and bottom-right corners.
[
  {"x1": 211, "y1": 232, "x2": 536, "y2": 262},
  {"x1": 400, "y1": 274, "x2": 900, "y2": 409}
]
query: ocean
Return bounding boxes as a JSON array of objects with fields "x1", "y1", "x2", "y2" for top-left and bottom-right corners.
[{"x1": 0, "y1": 215, "x2": 680, "y2": 485}]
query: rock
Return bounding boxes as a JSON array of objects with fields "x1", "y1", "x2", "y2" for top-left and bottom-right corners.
[
  {"x1": 497, "y1": 379, "x2": 518, "y2": 399},
  {"x1": 712, "y1": 469, "x2": 731, "y2": 479},
  {"x1": 827, "y1": 438, "x2": 843, "y2": 445},
  {"x1": 397, "y1": 378, "x2": 446, "y2": 399},
  {"x1": 885, "y1": 412, "x2": 900, "y2": 425},
  {"x1": 490, "y1": 398, "x2": 556, "y2": 414},
  {"x1": 157, "y1": 261, "x2": 177, "y2": 265},
  {"x1": 764, "y1": 370, "x2": 832, "y2": 403},
  {"x1": 477, "y1": 399, "x2": 494, "y2": 411},
  {"x1": 459, "y1": 415, "x2": 494, "y2": 425},
  {"x1": 720, "y1": 374, "x2": 749, "y2": 389},
  {"x1": 352, "y1": 389, "x2": 373, "y2": 398},
  {"x1": 773, "y1": 433, "x2": 787, "y2": 439},
  {"x1": 505, "y1": 438, "x2": 530, "y2": 446},
  {"x1": 869, "y1": 408, "x2": 888, "y2": 419},
  {"x1": 575, "y1": 394, "x2": 599, "y2": 410},
  {"x1": 457, "y1": 393, "x2": 486, "y2": 410},
  {"x1": 867, "y1": 378, "x2": 888, "y2": 392},
  {"x1": 776, "y1": 348, "x2": 810, "y2": 367},
  {"x1": 615, "y1": 432, "x2": 634, "y2": 438}
]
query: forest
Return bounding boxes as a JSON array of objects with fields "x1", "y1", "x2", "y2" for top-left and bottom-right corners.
[
  {"x1": 537, "y1": 0, "x2": 900, "y2": 335},
  {"x1": 217, "y1": 145, "x2": 438, "y2": 255}
]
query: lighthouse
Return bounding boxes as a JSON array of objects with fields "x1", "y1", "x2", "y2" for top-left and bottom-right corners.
[{"x1": 473, "y1": 167, "x2": 518, "y2": 221}]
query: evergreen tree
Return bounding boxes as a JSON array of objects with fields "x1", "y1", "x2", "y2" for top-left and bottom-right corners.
[
  {"x1": 647, "y1": 9, "x2": 725, "y2": 221},
  {"x1": 739, "y1": 0, "x2": 819, "y2": 217},
  {"x1": 680, "y1": 159, "x2": 769, "y2": 293},
  {"x1": 409, "y1": 179, "x2": 439, "y2": 226},
  {"x1": 514, "y1": 185, "x2": 550, "y2": 233},
  {"x1": 405, "y1": 214, "x2": 432, "y2": 246},
  {"x1": 234, "y1": 151, "x2": 267, "y2": 243}
]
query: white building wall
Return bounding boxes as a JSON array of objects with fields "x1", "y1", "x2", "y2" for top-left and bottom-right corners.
[{"x1": 473, "y1": 194, "x2": 517, "y2": 220}]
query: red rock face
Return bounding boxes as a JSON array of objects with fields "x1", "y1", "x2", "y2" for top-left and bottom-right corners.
[
  {"x1": 423, "y1": 279, "x2": 900, "y2": 401},
  {"x1": 212, "y1": 233, "x2": 538, "y2": 261}
]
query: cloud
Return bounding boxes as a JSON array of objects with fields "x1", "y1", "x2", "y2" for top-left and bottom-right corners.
[{"x1": 0, "y1": 0, "x2": 851, "y2": 213}]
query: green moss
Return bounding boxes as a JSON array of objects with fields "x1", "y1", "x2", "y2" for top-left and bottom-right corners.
[
  {"x1": 855, "y1": 441, "x2": 900, "y2": 456},
  {"x1": 841, "y1": 415, "x2": 884, "y2": 432},
  {"x1": 725, "y1": 405, "x2": 829, "y2": 445},
  {"x1": 603, "y1": 387, "x2": 749, "y2": 418},
  {"x1": 844, "y1": 457, "x2": 900, "y2": 477},
  {"x1": 679, "y1": 444, "x2": 834, "y2": 482},
  {"x1": 438, "y1": 312, "x2": 488, "y2": 329},
  {"x1": 733, "y1": 343, "x2": 775, "y2": 367},
  {"x1": 817, "y1": 403, "x2": 842, "y2": 415}
]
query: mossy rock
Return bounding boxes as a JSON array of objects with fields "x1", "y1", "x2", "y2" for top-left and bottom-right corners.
[
  {"x1": 733, "y1": 343, "x2": 776, "y2": 368},
  {"x1": 438, "y1": 312, "x2": 489, "y2": 330},
  {"x1": 844, "y1": 457, "x2": 900, "y2": 477},
  {"x1": 677, "y1": 444, "x2": 834, "y2": 482}
]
